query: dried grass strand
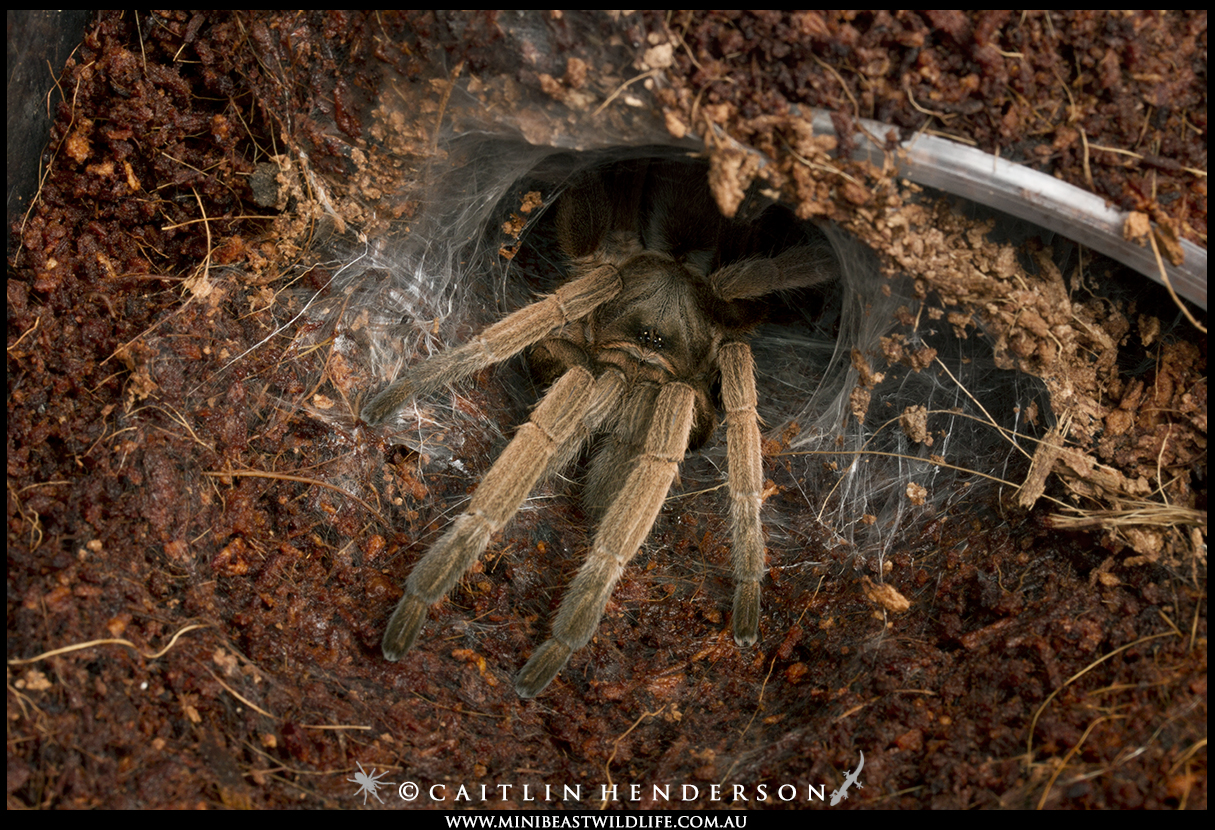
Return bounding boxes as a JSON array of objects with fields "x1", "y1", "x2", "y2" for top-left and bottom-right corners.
[{"x1": 7, "y1": 623, "x2": 210, "y2": 665}]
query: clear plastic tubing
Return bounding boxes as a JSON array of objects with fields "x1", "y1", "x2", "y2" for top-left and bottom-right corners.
[{"x1": 803, "y1": 108, "x2": 1207, "y2": 311}]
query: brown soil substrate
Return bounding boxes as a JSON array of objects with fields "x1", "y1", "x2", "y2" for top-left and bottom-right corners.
[{"x1": 8, "y1": 11, "x2": 1205, "y2": 809}]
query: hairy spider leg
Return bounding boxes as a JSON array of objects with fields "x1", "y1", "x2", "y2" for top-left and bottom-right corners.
[
  {"x1": 361, "y1": 264, "x2": 622, "y2": 425},
  {"x1": 514, "y1": 382, "x2": 696, "y2": 698},
  {"x1": 709, "y1": 244, "x2": 839, "y2": 301},
  {"x1": 720, "y1": 340, "x2": 764, "y2": 646},
  {"x1": 382, "y1": 365, "x2": 598, "y2": 661}
]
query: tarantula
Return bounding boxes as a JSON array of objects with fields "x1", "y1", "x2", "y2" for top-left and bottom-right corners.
[{"x1": 362, "y1": 158, "x2": 837, "y2": 698}]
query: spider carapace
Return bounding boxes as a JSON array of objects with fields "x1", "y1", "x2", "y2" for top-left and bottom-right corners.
[{"x1": 362, "y1": 157, "x2": 838, "y2": 697}]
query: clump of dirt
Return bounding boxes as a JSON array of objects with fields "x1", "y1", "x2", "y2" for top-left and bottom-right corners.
[
  {"x1": 644, "y1": 10, "x2": 1206, "y2": 568},
  {"x1": 652, "y1": 11, "x2": 1206, "y2": 245},
  {"x1": 8, "y1": 11, "x2": 1206, "y2": 810}
]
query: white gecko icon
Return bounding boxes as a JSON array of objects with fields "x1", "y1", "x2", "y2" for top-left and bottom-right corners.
[{"x1": 829, "y1": 750, "x2": 864, "y2": 805}]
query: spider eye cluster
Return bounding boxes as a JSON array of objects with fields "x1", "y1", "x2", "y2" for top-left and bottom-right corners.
[{"x1": 637, "y1": 327, "x2": 664, "y2": 350}]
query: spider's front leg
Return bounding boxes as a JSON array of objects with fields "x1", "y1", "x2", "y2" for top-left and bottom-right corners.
[
  {"x1": 382, "y1": 364, "x2": 598, "y2": 661},
  {"x1": 514, "y1": 382, "x2": 697, "y2": 698},
  {"x1": 720, "y1": 340, "x2": 764, "y2": 647},
  {"x1": 361, "y1": 264, "x2": 621, "y2": 425}
]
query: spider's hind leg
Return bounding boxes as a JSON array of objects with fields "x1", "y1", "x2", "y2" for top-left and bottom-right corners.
[{"x1": 708, "y1": 237, "x2": 838, "y2": 302}]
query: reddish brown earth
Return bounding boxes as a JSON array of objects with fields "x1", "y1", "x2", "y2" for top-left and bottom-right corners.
[{"x1": 8, "y1": 11, "x2": 1205, "y2": 809}]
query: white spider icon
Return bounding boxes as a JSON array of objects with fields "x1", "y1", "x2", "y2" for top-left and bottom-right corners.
[{"x1": 348, "y1": 762, "x2": 392, "y2": 804}]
